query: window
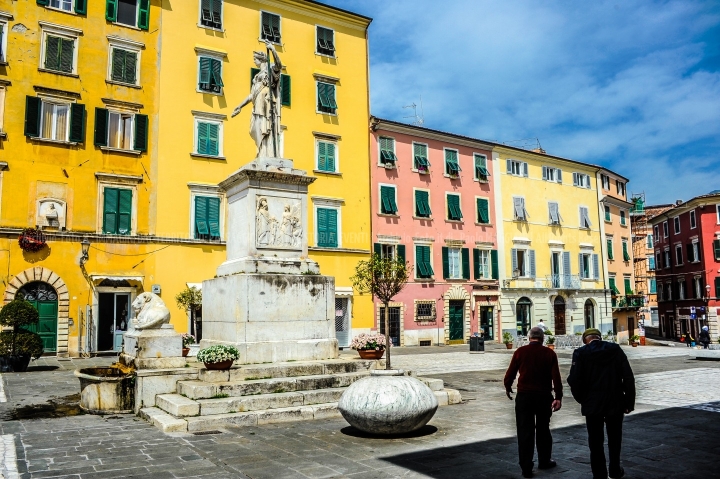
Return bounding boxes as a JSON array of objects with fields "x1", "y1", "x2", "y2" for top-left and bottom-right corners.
[
  {"x1": 664, "y1": 249, "x2": 671, "y2": 268},
  {"x1": 714, "y1": 239, "x2": 720, "y2": 261},
  {"x1": 654, "y1": 225, "x2": 660, "y2": 243},
  {"x1": 717, "y1": 205, "x2": 720, "y2": 224},
  {"x1": 675, "y1": 244, "x2": 683, "y2": 265},
  {"x1": 604, "y1": 205, "x2": 611, "y2": 222},
  {"x1": 572, "y1": 172, "x2": 591, "y2": 188},
  {"x1": 316, "y1": 207, "x2": 338, "y2": 248},
  {"x1": 415, "y1": 301, "x2": 436, "y2": 321},
  {"x1": 380, "y1": 185, "x2": 398, "y2": 215},
  {"x1": 475, "y1": 154, "x2": 489, "y2": 181},
  {"x1": 544, "y1": 202, "x2": 560, "y2": 226},
  {"x1": 616, "y1": 180, "x2": 626, "y2": 197},
  {"x1": 110, "y1": 47, "x2": 139, "y2": 85},
  {"x1": 48, "y1": 0, "x2": 72, "y2": 12},
  {"x1": 0, "y1": 20, "x2": 6, "y2": 63},
  {"x1": 647, "y1": 234, "x2": 653, "y2": 249},
  {"x1": 656, "y1": 252, "x2": 662, "y2": 269},
  {"x1": 200, "y1": 0, "x2": 222, "y2": 29},
  {"x1": 377, "y1": 243, "x2": 396, "y2": 260},
  {"x1": 94, "y1": 108, "x2": 148, "y2": 152},
  {"x1": 690, "y1": 210, "x2": 697, "y2": 229},
  {"x1": 607, "y1": 238, "x2": 614, "y2": 260},
  {"x1": 609, "y1": 276, "x2": 619, "y2": 295},
  {"x1": 673, "y1": 217, "x2": 680, "y2": 234},
  {"x1": 195, "y1": 120, "x2": 222, "y2": 157},
  {"x1": 657, "y1": 283, "x2": 663, "y2": 301},
  {"x1": 445, "y1": 149, "x2": 460, "y2": 176},
  {"x1": 648, "y1": 255, "x2": 655, "y2": 270},
  {"x1": 622, "y1": 239, "x2": 630, "y2": 261},
  {"x1": 476, "y1": 198, "x2": 490, "y2": 224},
  {"x1": 447, "y1": 248, "x2": 462, "y2": 279},
  {"x1": 542, "y1": 166, "x2": 562, "y2": 183},
  {"x1": 624, "y1": 276, "x2": 633, "y2": 294},
  {"x1": 414, "y1": 190, "x2": 431, "y2": 218},
  {"x1": 194, "y1": 196, "x2": 221, "y2": 240},
  {"x1": 413, "y1": 143, "x2": 429, "y2": 172},
  {"x1": 690, "y1": 241, "x2": 700, "y2": 263},
  {"x1": 316, "y1": 26, "x2": 335, "y2": 56},
  {"x1": 579, "y1": 253, "x2": 592, "y2": 279},
  {"x1": 511, "y1": 248, "x2": 535, "y2": 278},
  {"x1": 379, "y1": 137, "x2": 397, "y2": 166},
  {"x1": 663, "y1": 221, "x2": 668, "y2": 238},
  {"x1": 40, "y1": 101, "x2": 70, "y2": 141},
  {"x1": 260, "y1": 11, "x2": 281, "y2": 43},
  {"x1": 24, "y1": 96, "x2": 86, "y2": 143},
  {"x1": 601, "y1": 174, "x2": 610, "y2": 190},
  {"x1": 513, "y1": 197, "x2": 528, "y2": 221},
  {"x1": 475, "y1": 249, "x2": 490, "y2": 278},
  {"x1": 102, "y1": 187, "x2": 132, "y2": 235},
  {"x1": 251, "y1": 68, "x2": 291, "y2": 106},
  {"x1": 620, "y1": 210, "x2": 627, "y2": 226},
  {"x1": 442, "y1": 246, "x2": 469, "y2": 280},
  {"x1": 198, "y1": 56, "x2": 224, "y2": 93},
  {"x1": 316, "y1": 140, "x2": 337, "y2": 172},
  {"x1": 507, "y1": 159, "x2": 528, "y2": 177},
  {"x1": 447, "y1": 194, "x2": 462, "y2": 221},
  {"x1": 107, "y1": 0, "x2": 150, "y2": 30},
  {"x1": 716, "y1": 277, "x2": 720, "y2": 298},
  {"x1": 694, "y1": 277, "x2": 702, "y2": 299},
  {"x1": 678, "y1": 279, "x2": 685, "y2": 300},
  {"x1": 579, "y1": 206, "x2": 592, "y2": 229},
  {"x1": 42, "y1": 33, "x2": 76, "y2": 74},
  {"x1": 317, "y1": 81, "x2": 337, "y2": 114},
  {"x1": 415, "y1": 245, "x2": 433, "y2": 279},
  {"x1": 649, "y1": 278, "x2": 657, "y2": 294}
]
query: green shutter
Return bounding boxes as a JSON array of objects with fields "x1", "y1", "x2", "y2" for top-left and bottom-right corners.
[
  {"x1": 45, "y1": 35, "x2": 60, "y2": 71},
  {"x1": 327, "y1": 208, "x2": 338, "y2": 247},
  {"x1": 714, "y1": 240, "x2": 720, "y2": 261},
  {"x1": 326, "y1": 143, "x2": 336, "y2": 172},
  {"x1": 442, "y1": 247, "x2": 449, "y2": 279},
  {"x1": 58, "y1": 38, "x2": 74, "y2": 73},
  {"x1": 69, "y1": 103, "x2": 85, "y2": 143},
  {"x1": 281, "y1": 74, "x2": 291, "y2": 106},
  {"x1": 317, "y1": 208, "x2": 337, "y2": 248},
  {"x1": 106, "y1": 0, "x2": 118, "y2": 21},
  {"x1": 117, "y1": 189, "x2": 132, "y2": 235},
  {"x1": 397, "y1": 244, "x2": 406, "y2": 264},
  {"x1": 380, "y1": 186, "x2": 397, "y2": 214},
  {"x1": 461, "y1": 248, "x2": 470, "y2": 280},
  {"x1": 623, "y1": 242, "x2": 630, "y2": 261},
  {"x1": 112, "y1": 49, "x2": 125, "y2": 82},
  {"x1": 124, "y1": 51, "x2": 137, "y2": 84},
  {"x1": 24, "y1": 96, "x2": 42, "y2": 137},
  {"x1": 37, "y1": 0, "x2": 50, "y2": 5},
  {"x1": 197, "y1": 122, "x2": 209, "y2": 154},
  {"x1": 424, "y1": 246, "x2": 434, "y2": 276},
  {"x1": 207, "y1": 123, "x2": 219, "y2": 156},
  {"x1": 327, "y1": 83, "x2": 337, "y2": 109},
  {"x1": 607, "y1": 239, "x2": 614, "y2": 260},
  {"x1": 317, "y1": 141, "x2": 327, "y2": 171},
  {"x1": 448, "y1": 195, "x2": 462, "y2": 220},
  {"x1": 715, "y1": 277, "x2": 720, "y2": 298},
  {"x1": 373, "y1": 243, "x2": 381, "y2": 257},
  {"x1": 624, "y1": 277, "x2": 632, "y2": 294},
  {"x1": 74, "y1": 0, "x2": 87, "y2": 14},
  {"x1": 208, "y1": 197, "x2": 221, "y2": 238},
  {"x1": 133, "y1": 114, "x2": 148, "y2": 152},
  {"x1": 103, "y1": 188, "x2": 119, "y2": 234},
  {"x1": 416, "y1": 245, "x2": 426, "y2": 277},
  {"x1": 137, "y1": 0, "x2": 150, "y2": 30},
  {"x1": 211, "y1": 58, "x2": 223, "y2": 87},
  {"x1": 477, "y1": 198, "x2": 489, "y2": 224},
  {"x1": 200, "y1": 57, "x2": 211, "y2": 85},
  {"x1": 251, "y1": 67, "x2": 260, "y2": 87},
  {"x1": 491, "y1": 249, "x2": 499, "y2": 280},
  {"x1": 415, "y1": 190, "x2": 430, "y2": 217},
  {"x1": 94, "y1": 108, "x2": 109, "y2": 146},
  {"x1": 195, "y1": 197, "x2": 209, "y2": 237},
  {"x1": 473, "y1": 249, "x2": 480, "y2": 279}
]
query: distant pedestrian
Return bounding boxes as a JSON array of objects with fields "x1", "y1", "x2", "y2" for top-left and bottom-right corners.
[
  {"x1": 537, "y1": 319, "x2": 548, "y2": 333},
  {"x1": 699, "y1": 326, "x2": 711, "y2": 349},
  {"x1": 568, "y1": 328, "x2": 635, "y2": 479},
  {"x1": 504, "y1": 326, "x2": 563, "y2": 478},
  {"x1": 685, "y1": 332, "x2": 693, "y2": 347}
]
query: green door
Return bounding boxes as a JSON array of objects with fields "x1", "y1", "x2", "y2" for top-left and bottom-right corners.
[
  {"x1": 16, "y1": 282, "x2": 58, "y2": 353},
  {"x1": 448, "y1": 300, "x2": 464, "y2": 343}
]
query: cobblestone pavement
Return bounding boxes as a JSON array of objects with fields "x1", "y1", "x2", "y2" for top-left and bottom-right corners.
[{"x1": 0, "y1": 347, "x2": 718, "y2": 478}]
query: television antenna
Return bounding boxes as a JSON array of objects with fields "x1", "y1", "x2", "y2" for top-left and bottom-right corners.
[{"x1": 403, "y1": 97, "x2": 425, "y2": 126}]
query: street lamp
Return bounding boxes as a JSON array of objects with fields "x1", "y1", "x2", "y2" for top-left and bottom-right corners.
[{"x1": 80, "y1": 237, "x2": 90, "y2": 265}]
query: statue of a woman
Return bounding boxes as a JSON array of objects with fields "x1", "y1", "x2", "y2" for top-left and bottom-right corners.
[{"x1": 232, "y1": 40, "x2": 283, "y2": 158}]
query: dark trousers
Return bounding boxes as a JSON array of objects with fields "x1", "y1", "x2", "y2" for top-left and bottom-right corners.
[
  {"x1": 585, "y1": 413, "x2": 624, "y2": 479},
  {"x1": 515, "y1": 392, "x2": 553, "y2": 472}
]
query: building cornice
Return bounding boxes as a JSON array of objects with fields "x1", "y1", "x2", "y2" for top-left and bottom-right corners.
[
  {"x1": 600, "y1": 195, "x2": 633, "y2": 208},
  {"x1": 0, "y1": 228, "x2": 225, "y2": 246},
  {"x1": 255, "y1": 0, "x2": 372, "y2": 30},
  {"x1": 372, "y1": 120, "x2": 495, "y2": 151}
]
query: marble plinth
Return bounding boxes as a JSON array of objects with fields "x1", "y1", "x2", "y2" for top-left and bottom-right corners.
[
  {"x1": 120, "y1": 325, "x2": 185, "y2": 370},
  {"x1": 338, "y1": 370, "x2": 438, "y2": 434}
]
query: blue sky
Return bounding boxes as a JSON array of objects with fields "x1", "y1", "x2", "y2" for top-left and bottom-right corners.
[{"x1": 324, "y1": 0, "x2": 720, "y2": 204}]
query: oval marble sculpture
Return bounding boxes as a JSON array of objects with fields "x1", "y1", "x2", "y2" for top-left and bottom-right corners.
[{"x1": 338, "y1": 370, "x2": 438, "y2": 434}]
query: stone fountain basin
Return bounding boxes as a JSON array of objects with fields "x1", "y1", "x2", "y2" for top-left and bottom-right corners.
[{"x1": 74, "y1": 367, "x2": 135, "y2": 414}]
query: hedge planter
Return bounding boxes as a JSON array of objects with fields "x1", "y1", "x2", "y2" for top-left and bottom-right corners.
[{"x1": 0, "y1": 354, "x2": 32, "y2": 373}]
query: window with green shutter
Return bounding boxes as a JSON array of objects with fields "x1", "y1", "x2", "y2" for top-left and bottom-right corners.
[
  {"x1": 416, "y1": 245, "x2": 433, "y2": 278},
  {"x1": 199, "y1": 57, "x2": 223, "y2": 93},
  {"x1": 447, "y1": 194, "x2": 462, "y2": 221},
  {"x1": 650, "y1": 278, "x2": 657, "y2": 294},
  {"x1": 474, "y1": 154, "x2": 489, "y2": 181},
  {"x1": 280, "y1": 74, "x2": 291, "y2": 106},
  {"x1": 316, "y1": 26, "x2": 335, "y2": 56},
  {"x1": 415, "y1": 190, "x2": 431, "y2": 218},
  {"x1": 316, "y1": 208, "x2": 338, "y2": 248},
  {"x1": 607, "y1": 239, "x2": 614, "y2": 260},
  {"x1": 194, "y1": 196, "x2": 221, "y2": 240},
  {"x1": 445, "y1": 149, "x2": 460, "y2": 176},
  {"x1": 317, "y1": 82, "x2": 337, "y2": 114},
  {"x1": 317, "y1": 141, "x2": 336, "y2": 172},
  {"x1": 413, "y1": 143, "x2": 429, "y2": 171},
  {"x1": 604, "y1": 205, "x2": 611, "y2": 222},
  {"x1": 477, "y1": 198, "x2": 489, "y2": 224},
  {"x1": 261, "y1": 12, "x2": 281, "y2": 43},
  {"x1": 200, "y1": 0, "x2": 222, "y2": 29},
  {"x1": 111, "y1": 0, "x2": 150, "y2": 30},
  {"x1": 622, "y1": 241, "x2": 630, "y2": 261},
  {"x1": 44, "y1": 34, "x2": 74, "y2": 73},
  {"x1": 624, "y1": 277, "x2": 632, "y2": 295},
  {"x1": 715, "y1": 277, "x2": 720, "y2": 298},
  {"x1": 111, "y1": 48, "x2": 138, "y2": 84},
  {"x1": 380, "y1": 186, "x2": 398, "y2": 215},
  {"x1": 103, "y1": 187, "x2": 132, "y2": 235},
  {"x1": 196, "y1": 121, "x2": 220, "y2": 156},
  {"x1": 609, "y1": 277, "x2": 620, "y2": 295},
  {"x1": 379, "y1": 137, "x2": 397, "y2": 165}
]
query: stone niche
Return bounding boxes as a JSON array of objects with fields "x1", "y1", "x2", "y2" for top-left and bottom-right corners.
[{"x1": 36, "y1": 198, "x2": 66, "y2": 229}]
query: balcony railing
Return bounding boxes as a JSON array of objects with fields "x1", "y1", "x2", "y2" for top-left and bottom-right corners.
[
  {"x1": 612, "y1": 295, "x2": 645, "y2": 309},
  {"x1": 546, "y1": 274, "x2": 582, "y2": 290}
]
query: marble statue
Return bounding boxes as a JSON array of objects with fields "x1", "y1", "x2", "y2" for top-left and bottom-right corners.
[
  {"x1": 231, "y1": 39, "x2": 283, "y2": 158},
  {"x1": 131, "y1": 292, "x2": 171, "y2": 330}
]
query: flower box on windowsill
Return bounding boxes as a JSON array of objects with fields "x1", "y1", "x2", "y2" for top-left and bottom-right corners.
[
  {"x1": 417, "y1": 167, "x2": 430, "y2": 175},
  {"x1": 381, "y1": 162, "x2": 397, "y2": 169}
]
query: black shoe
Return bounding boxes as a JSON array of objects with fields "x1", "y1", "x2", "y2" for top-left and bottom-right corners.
[
  {"x1": 538, "y1": 460, "x2": 557, "y2": 469},
  {"x1": 609, "y1": 467, "x2": 625, "y2": 479},
  {"x1": 522, "y1": 471, "x2": 533, "y2": 478}
]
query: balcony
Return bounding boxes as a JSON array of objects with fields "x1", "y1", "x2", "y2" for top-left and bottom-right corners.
[
  {"x1": 612, "y1": 294, "x2": 645, "y2": 309},
  {"x1": 546, "y1": 274, "x2": 582, "y2": 290}
]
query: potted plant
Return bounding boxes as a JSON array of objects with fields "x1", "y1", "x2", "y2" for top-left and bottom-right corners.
[
  {"x1": 196, "y1": 345, "x2": 240, "y2": 370},
  {"x1": 629, "y1": 334, "x2": 640, "y2": 347},
  {"x1": 181, "y1": 334, "x2": 195, "y2": 357},
  {"x1": 350, "y1": 332, "x2": 387, "y2": 360},
  {"x1": 502, "y1": 332, "x2": 514, "y2": 349},
  {"x1": 0, "y1": 299, "x2": 44, "y2": 372},
  {"x1": 546, "y1": 334, "x2": 556, "y2": 350},
  {"x1": 18, "y1": 227, "x2": 47, "y2": 253}
]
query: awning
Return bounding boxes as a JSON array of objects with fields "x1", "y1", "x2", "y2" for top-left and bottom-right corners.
[
  {"x1": 89, "y1": 274, "x2": 144, "y2": 286},
  {"x1": 335, "y1": 287, "x2": 353, "y2": 297},
  {"x1": 186, "y1": 282, "x2": 203, "y2": 291}
]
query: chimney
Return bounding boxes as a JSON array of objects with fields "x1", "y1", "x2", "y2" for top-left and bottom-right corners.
[{"x1": 675, "y1": 200, "x2": 683, "y2": 206}]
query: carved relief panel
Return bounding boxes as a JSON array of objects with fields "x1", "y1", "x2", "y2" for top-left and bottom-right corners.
[
  {"x1": 36, "y1": 199, "x2": 66, "y2": 229},
  {"x1": 255, "y1": 195, "x2": 302, "y2": 250}
]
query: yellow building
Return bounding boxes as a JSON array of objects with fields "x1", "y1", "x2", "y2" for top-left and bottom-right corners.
[
  {"x1": 0, "y1": 0, "x2": 373, "y2": 357},
  {"x1": 492, "y1": 147, "x2": 610, "y2": 338}
]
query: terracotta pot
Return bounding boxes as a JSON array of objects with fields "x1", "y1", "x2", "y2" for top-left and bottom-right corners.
[
  {"x1": 631, "y1": 343, "x2": 638, "y2": 347},
  {"x1": 547, "y1": 344, "x2": 555, "y2": 350},
  {"x1": 357, "y1": 349, "x2": 385, "y2": 360},
  {"x1": 204, "y1": 360, "x2": 234, "y2": 370},
  {"x1": 505, "y1": 343, "x2": 513, "y2": 349},
  {"x1": 182, "y1": 348, "x2": 190, "y2": 357}
]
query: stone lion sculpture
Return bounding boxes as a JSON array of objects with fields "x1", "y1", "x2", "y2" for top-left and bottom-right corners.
[{"x1": 132, "y1": 292, "x2": 171, "y2": 330}]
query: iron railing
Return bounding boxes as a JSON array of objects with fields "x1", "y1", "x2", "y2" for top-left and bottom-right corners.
[
  {"x1": 612, "y1": 295, "x2": 645, "y2": 309},
  {"x1": 546, "y1": 274, "x2": 582, "y2": 289}
]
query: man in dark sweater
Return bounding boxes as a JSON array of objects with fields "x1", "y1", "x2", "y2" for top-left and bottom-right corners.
[
  {"x1": 504, "y1": 327, "x2": 563, "y2": 478},
  {"x1": 568, "y1": 328, "x2": 635, "y2": 479}
]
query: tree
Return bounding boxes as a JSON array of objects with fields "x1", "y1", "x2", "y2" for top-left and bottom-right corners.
[
  {"x1": 351, "y1": 253, "x2": 409, "y2": 369},
  {"x1": 175, "y1": 286, "x2": 202, "y2": 339}
]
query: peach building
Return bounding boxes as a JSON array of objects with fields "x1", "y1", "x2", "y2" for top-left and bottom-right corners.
[{"x1": 369, "y1": 118, "x2": 499, "y2": 346}]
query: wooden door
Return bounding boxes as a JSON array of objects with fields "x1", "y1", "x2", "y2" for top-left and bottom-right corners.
[
  {"x1": 449, "y1": 301, "x2": 464, "y2": 343},
  {"x1": 554, "y1": 299, "x2": 566, "y2": 335},
  {"x1": 17, "y1": 282, "x2": 58, "y2": 353}
]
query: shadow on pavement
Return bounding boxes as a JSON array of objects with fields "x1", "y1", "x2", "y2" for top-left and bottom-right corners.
[{"x1": 341, "y1": 424, "x2": 438, "y2": 439}]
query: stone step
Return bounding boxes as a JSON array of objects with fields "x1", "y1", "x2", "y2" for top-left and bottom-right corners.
[
  {"x1": 177, "y1": 371, "x2": 369, "y2": 400},
  {"x1": 196, "y1": 359, "x2": 376, "y2": 383},
  {"x1": 139, "y1": 407, "x2": 188, "y2": 433}
]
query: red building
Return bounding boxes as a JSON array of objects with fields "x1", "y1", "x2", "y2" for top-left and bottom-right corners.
[{"x1": 650, "y1": 192, "x2": 720, "y2": 340}]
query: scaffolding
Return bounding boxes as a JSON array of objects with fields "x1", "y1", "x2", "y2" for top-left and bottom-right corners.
[{"x1": 630, "y1": 192, "x2": 652, "y2": 326}]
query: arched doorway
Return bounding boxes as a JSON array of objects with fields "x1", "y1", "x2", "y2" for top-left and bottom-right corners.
[
  {"x1": 516, "y1": 297, "x2": 532, "y2": 336},
  {"x1": 584, "y1": 299, "x2": 595, "y2": 329},
  {"x1": 16, "y1": 282, "x2": 58, "y2": 352},
  {"x1": 554, "y1": 296, "x2": 566, "y2": 335}
]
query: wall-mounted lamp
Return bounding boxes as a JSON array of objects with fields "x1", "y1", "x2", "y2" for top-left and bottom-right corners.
[
  {"x1": 80, "y1": 237, "x2": 91, "y2": 265},
  {"x1": 705, "y1": 284, "x2": 712, "y2": 300}
]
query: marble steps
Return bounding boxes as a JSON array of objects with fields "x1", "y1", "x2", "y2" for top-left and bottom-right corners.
[{"x1": 194, "y1": 358, "x2": 377, "y2": 383}]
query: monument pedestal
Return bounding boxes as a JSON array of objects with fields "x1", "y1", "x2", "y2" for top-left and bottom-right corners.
[
  {"x1": 201, "y1": 158, "x2": 338, "y2": 364},
  {"x1": 120, "y1": 325, "x2": 186, "y2": 370}
]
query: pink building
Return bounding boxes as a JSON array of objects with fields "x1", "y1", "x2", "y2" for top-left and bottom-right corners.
[{"x1": 369, "y1": 117, "x2": 499, "y2": 346}]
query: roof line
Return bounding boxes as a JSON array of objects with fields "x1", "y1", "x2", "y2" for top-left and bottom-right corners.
[{"x1": 305, "y1": 0, "x2": 373, "y2": 23}]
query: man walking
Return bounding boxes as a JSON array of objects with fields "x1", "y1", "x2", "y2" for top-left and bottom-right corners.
[
  {"x1": 504, "y1": 327, "x2": 563, "y2": 478},
  {"x1": 568, "y1": 328, "x2": 635, "y2": 479}
]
